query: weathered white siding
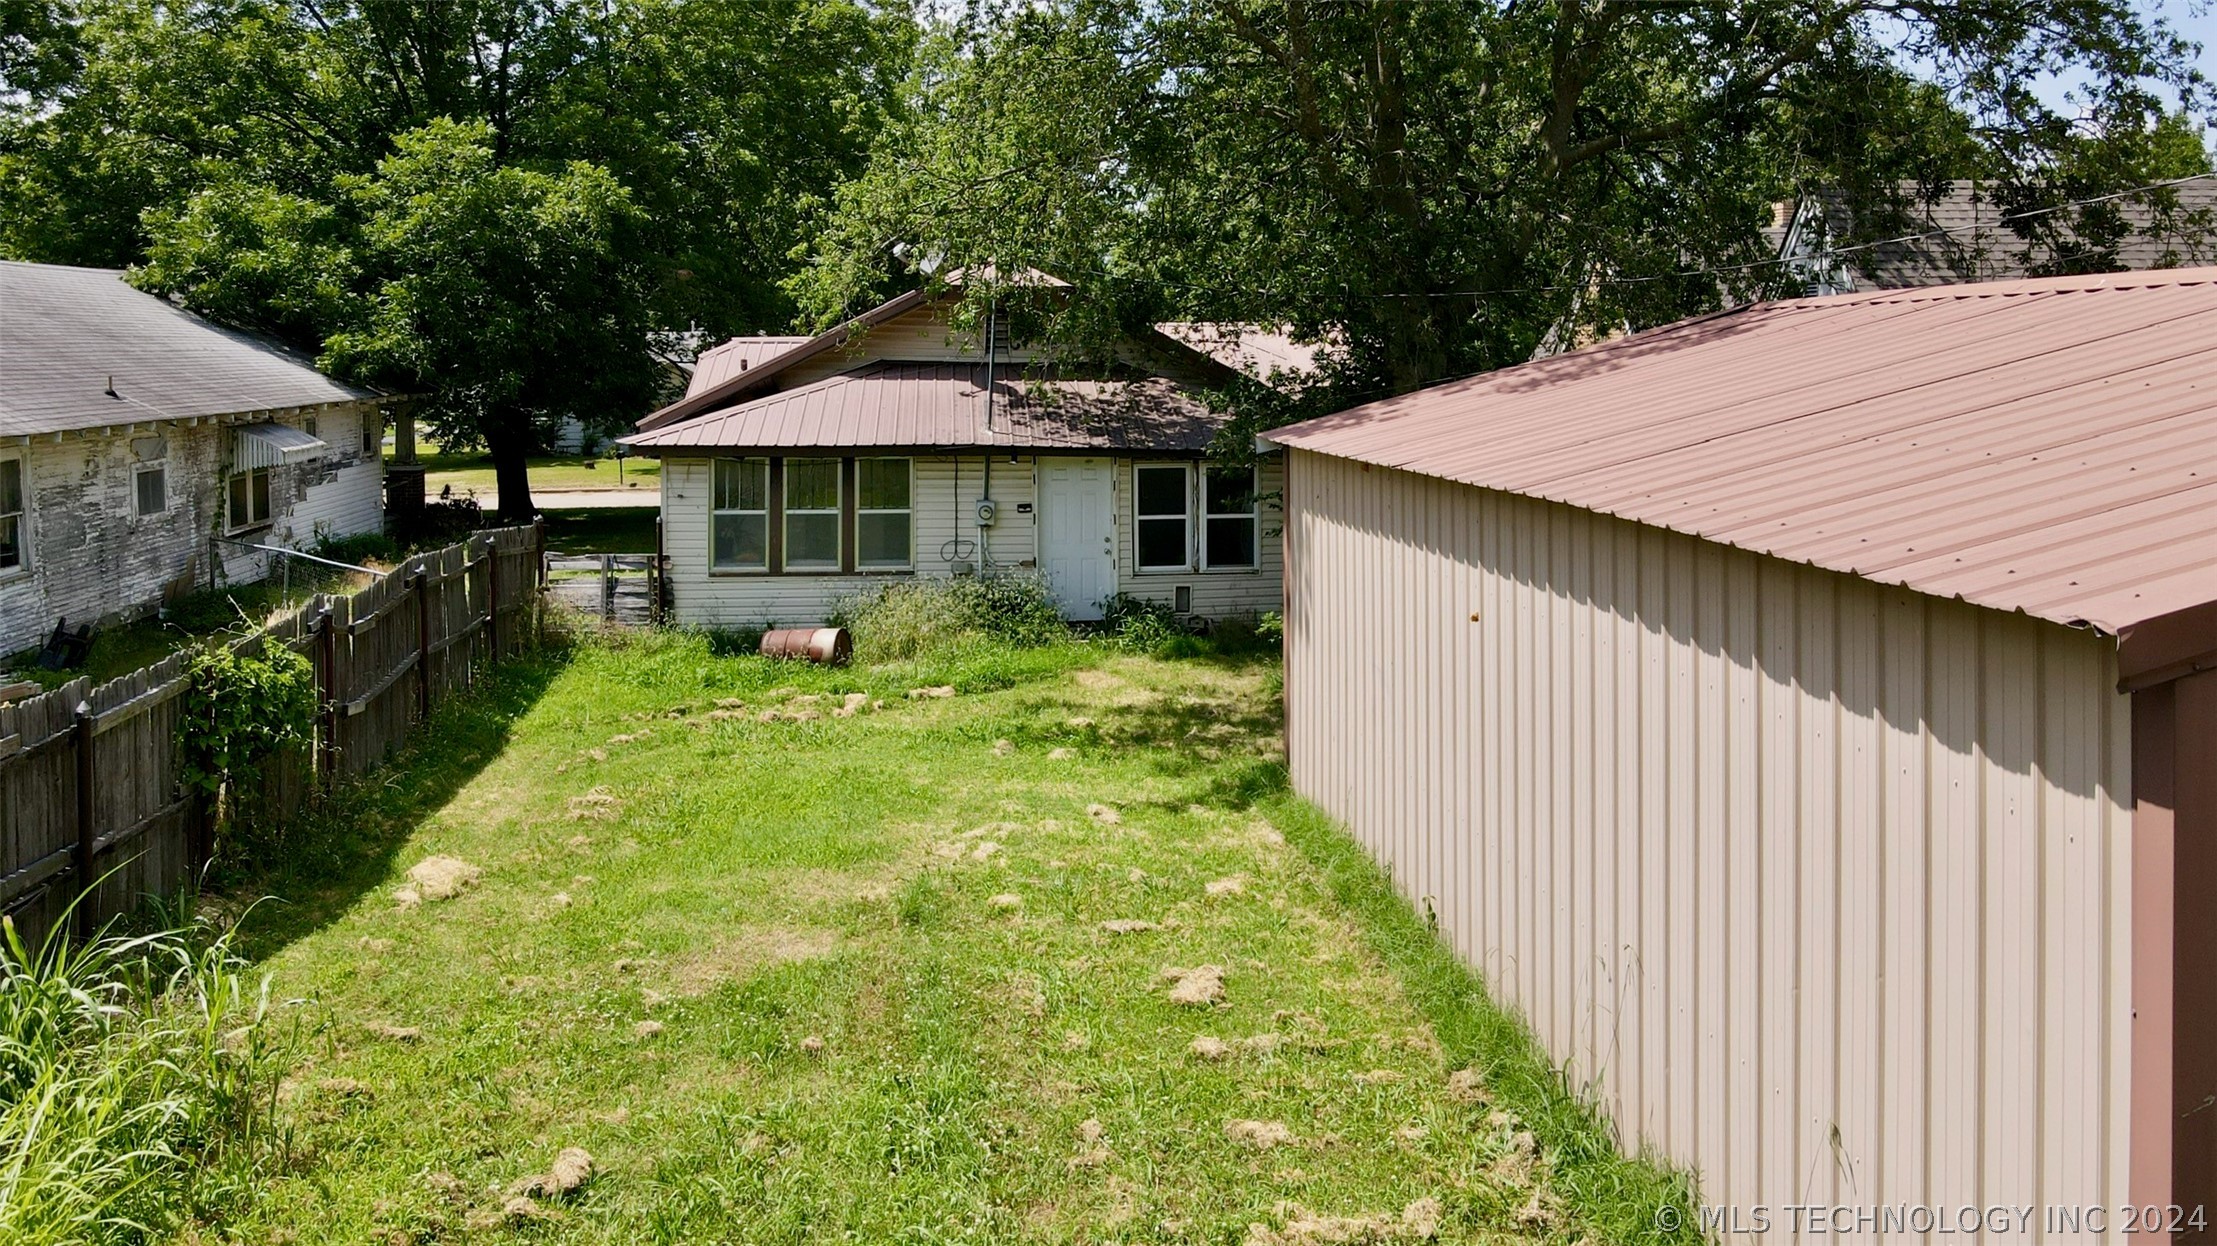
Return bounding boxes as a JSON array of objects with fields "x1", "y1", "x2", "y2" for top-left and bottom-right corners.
[
  {"x1": 662, "y1": 453, "x2": 1284, "y2": 628},
  {"x1": 1284, "y1": 449, "x2": 2137, "y2": 1236},
  {"x1": 0, "y1": 404, "x2": 384, "y2": 655}
]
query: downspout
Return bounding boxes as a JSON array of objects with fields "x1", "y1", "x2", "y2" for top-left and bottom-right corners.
[{"x1": 980, "y1": 297, "x2": 995, "y2": 569}]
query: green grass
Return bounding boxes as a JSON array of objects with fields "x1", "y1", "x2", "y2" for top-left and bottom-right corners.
[
  {"x1": 203, "y1": 632, "x2": 1693, "y2": 1244},
  {"x1": 397, "y1": 443, "x2": 660, "y2": 498},
  {"x1": 541, "y1": 507, "x2": 661, "y2": 555}
]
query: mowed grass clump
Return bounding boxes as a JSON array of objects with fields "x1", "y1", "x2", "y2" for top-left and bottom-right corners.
[
  {"x1": 0, "y1": 912, "x2": 292, "y2": 1244},
  {"x1": 215, "y1": 630, "x2": 1692, "y2": 1243}
]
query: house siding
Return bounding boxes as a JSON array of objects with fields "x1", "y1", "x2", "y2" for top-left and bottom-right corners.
[
  {"x1": 0, "y1": 404, "x2": 384, "y2": 655},
  {"x1": 661, "y1": 453, "x2": 1283, "y2": 628},
  {"x1": 1283, "y1": 448, "x2": 2137, "y2": 1236}
]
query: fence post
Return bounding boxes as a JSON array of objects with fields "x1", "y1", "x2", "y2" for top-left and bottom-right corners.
[
  {"x1": 414, "y1": 563, "x2": 432, "y2": 722},
  {"x1": 483, "y1": 536, "x2": 500, "y2": 665},
  {"x1": 317, "y1": 604, "x2": 339, "y2": 782},
  {"x1": 73, "y1": 703, "x2": 95, "y2": 940},
  {"x1": 534, "y1": 518, "x2": 547, "y2": 648}
]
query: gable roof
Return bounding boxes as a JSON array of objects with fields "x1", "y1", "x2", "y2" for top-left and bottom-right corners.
[
  {"x1": 0, "y1": 261, "x2": 374, "y2": 437},
  {"x1": 1263, "y1": 267, "x2": 2217, "y2": 636},
  {"x1": 621, "y1": 361, "x2": 1222, "y2": 454}
]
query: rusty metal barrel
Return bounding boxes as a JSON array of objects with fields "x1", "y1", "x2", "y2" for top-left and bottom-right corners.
[{"x1": 759, "y1": 626, "x2": 852, "y2": 665}]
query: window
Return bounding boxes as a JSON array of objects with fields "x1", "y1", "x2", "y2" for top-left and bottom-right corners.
[
  {"x1": 227, "y1": 467, "x2": 272, "y2": 530},
  {"x1": 783, "y1": 458, "x2": 841, "y2": 569},
  {"x1": 135, "y1": 464, "x2": 166, "y2": 517},
  {"x1": 1202, "y1": 465, "x2": 1257, "y2": 569},
  {"x1": 711, "y1": 458, "x2": 769, "y2": 570},
  {"x1": 1134, "y1": 463, "x2": 1191, "y2": 571},
  {"x1": 857, "y1": 458, "x2": 912, "y2": 569},
  {"x1": 0, "y1": 457, "x2": 23, "y2": 572},
  {"x1": 361, "y1": 414, "x2": 379, "y2": 456}
]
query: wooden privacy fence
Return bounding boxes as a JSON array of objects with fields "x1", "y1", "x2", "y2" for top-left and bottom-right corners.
[{"x1": 0, "y1": 523, "x2": 546, "y2": 946}]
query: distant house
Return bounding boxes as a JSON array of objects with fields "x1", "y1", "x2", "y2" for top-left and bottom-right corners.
[
  {"x1": 1767, "y1": 176, "x2": 2217, "y2": 294},
  {"x1": 621, "y1": 273, "x2": 1313, "y2": 625},
  {"x1": 0, "y1": 261, "x2": 388, "y2": 655},
  {"x1": 1265, "y1": 269, "x2": 2217, "y2": 1222}
]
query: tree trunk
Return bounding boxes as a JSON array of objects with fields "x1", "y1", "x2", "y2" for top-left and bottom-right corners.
[{"x1": 485, "y1": 419, "x2": 535, "y2": 521}]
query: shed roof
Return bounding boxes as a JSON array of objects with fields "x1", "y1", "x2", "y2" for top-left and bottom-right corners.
[
  {"x1": 0, "y1": 261, "x2": 374, "y2": 436},
  {"x1": 1263, "y1": 268, "x2": 2217, "y2": 635},
  {"x1": 621, "y1": 361, "x2": 1222, "y2": 454}
]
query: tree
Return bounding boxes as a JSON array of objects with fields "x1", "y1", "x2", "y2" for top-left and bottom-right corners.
[
  {"x1": 323, "y1": 120, "x2": 659, "y2": 517},
  {"x1": 2, "y1": 0, "x2": 909, "y2": 512},
  {"x1": 797, "y1": 0, "x2": 2209, "y2": 433}
]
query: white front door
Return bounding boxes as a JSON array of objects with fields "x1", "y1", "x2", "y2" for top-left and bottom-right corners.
[{"x1": 1038, "y1": 457, "x2": 1116, "y2": 620}]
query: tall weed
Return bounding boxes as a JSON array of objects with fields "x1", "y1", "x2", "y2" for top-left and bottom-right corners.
[{"x1": 0, "y1": 906, "x2": 293, "y2": 1244}]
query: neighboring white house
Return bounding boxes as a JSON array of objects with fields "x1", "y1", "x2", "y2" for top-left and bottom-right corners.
[
  {"x1": 0, "y1": 261, "x2": 388, "y2": 656},
  {"x1": 621, "y1": 274, "x2": 1314, "y2": 627}
]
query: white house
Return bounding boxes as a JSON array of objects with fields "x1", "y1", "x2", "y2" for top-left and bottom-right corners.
[
  {"x1": 621, "y1": 275, "x2": 1317, "y2": 627},
  {"x1": 0, "y1": 261, "x2": 388, "y2": 656}
]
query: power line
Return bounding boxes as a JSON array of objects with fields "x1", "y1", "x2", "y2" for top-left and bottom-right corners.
[{"x1": 953, "y1": 171, "x2": 2217, "y2": 304}]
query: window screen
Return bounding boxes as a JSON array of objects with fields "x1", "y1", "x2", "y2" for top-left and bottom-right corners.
[
  {"x1": 0, "y1": 459, "x2": 22, "y2": 570},
  {"x1": 857, "y1": 458, "x2": 912, "y2": 569},
  {"x1": 784, "y1": 458, "x2": 841, "y2": 569},
  {"x1": 1203, "y1": 465, "x2": 1256, "y2": 569},
  {"x1": 1134, "y1": 464, "x2": 1190, "y2": 570},
  {"x1": 711, "y1": 458, "x2": 768, "y2": 570},
  {"x1": 136, "y1": 464, "x2": 166, "y2": 517}
]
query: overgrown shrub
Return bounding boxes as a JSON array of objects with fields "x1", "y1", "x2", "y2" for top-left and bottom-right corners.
[
  {"x1": 1100, "y1": 593, "x2": 1191, "y2": 655},
  {"x1": 177, "y1": 641, "x2": 319, "y2": 858},
  {"x1": 832, "y1": 575, "x2": 1066, "y2": 662},
  {"x1": 0, "y1": 911, "x2": 293, "y2": 1243},
  {"x1": 309, "y1": 531, "x2": 402, "y2": 567}
]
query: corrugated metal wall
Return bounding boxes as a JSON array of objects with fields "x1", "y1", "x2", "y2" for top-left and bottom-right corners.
[{"x1": 1285, "y1": 449, "x2": 2137, "y2": 1236}]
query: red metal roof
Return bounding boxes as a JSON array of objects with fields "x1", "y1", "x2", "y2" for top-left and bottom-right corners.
[
  {"x1": 621, "y1": 362, "x2": 1223, "y2": 453},
  {"x1": 1263, "y1": 268, "x2": 2217, "y2": 633}
]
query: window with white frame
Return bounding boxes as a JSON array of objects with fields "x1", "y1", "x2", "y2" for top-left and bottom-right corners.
[
  {"x1": 226, "y1": 466, "x2": 271, "y2": 531},
  {"x1": 711, "y1": 457, "x2": 769, "y2": 570},
  {"x1": 1203, "y1": 465, "x2": 1258, "y2": 569},
  {"x1": 783, "y1": 458, "x2": 842, "y2": 570},
  {"x1": 135, "y1": 464, "x2": 167, "y2": 517},
  {"x1": 1134, "y1": 463, "x2": 1191, "y2": 571},
  {"x1": 0, "y1": 456, "x2": 23, "y2": 572},
  {"x1": 857, "y1": 457, "x2": 913, "y2": 569}
]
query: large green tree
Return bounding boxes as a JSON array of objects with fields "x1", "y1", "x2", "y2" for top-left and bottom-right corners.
[
  {"x1": 796, "y1": 0, "x2": 2210, "y2": 432},
  {"x1": 0, "y1": 0, "x2": 909, "y2": 516}
]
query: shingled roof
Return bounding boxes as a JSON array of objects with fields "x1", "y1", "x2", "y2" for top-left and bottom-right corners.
[{"x1": 0, "y1": 261, "x2": 374, "y2": 437}]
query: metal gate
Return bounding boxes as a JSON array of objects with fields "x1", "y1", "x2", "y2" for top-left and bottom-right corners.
[{"x1": 545, "y1": 553, "x2": 661, "y2": 625}]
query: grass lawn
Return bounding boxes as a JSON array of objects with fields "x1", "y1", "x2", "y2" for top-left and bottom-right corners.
[
  {"x1": 399, "y1": 443, "x2": 660, "y2": 498},
  {"x1": 540, "y1": 507, "x2": 662, "y2": 555},
  {"x1": 220, "y1": 634, "x2": 1692, "y2": 1244}
]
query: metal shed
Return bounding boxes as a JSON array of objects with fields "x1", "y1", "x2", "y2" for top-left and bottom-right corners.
[{"x1": 1263, "y1": 269, "x2": 2217, "y2": 1231}]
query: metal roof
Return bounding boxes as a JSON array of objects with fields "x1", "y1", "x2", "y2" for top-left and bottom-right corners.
[
  {"x1": 684, "y1": 335, "x2": 814, "y2": 397},
  {"x1": 1263, "y1": 267, "x2": 2217, "y2": 634},
  {"x1": 621, "y1": 361, "x2": 1223, "y2": 454},
  {"x1": 0, "y1": 261, "x2": 374, "y2": 436}
]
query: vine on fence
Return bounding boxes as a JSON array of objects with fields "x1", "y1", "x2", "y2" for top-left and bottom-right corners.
[{"x1": 177, "y1": 641, "x2": 318, "y2": 827}]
